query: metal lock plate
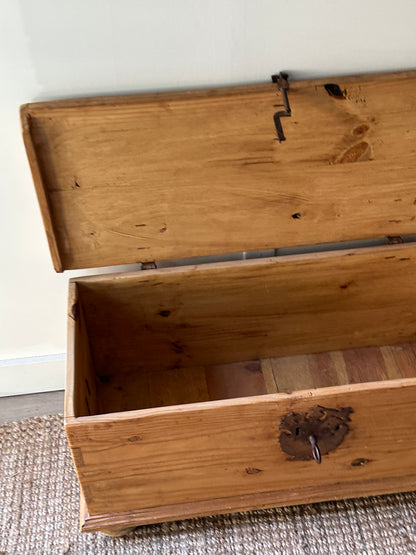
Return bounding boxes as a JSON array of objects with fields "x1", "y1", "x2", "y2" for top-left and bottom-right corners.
[{"x1": 279, "y1": 405, "x2": 353, "y2": 463}]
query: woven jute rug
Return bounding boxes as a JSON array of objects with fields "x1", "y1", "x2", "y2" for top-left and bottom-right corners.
[{"x1": 1, "y1": 415, "x2": 416, "y2": 555}]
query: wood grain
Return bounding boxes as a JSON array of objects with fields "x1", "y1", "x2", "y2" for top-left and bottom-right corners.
[
  {"x1": 261, "y1": 343, "x2": 416, "y2": 394},
  {"x1": 95, "y1": 360, "x2": 268, "y2": 414},
  {"x1": 20, "y1": 112, "x2": 63, "y2": 272},
  {"x1": 80, "y1": 473, "x2": 416, "y2": 532},
  {"x1": 205, "y1": 360, "x2": 267, "y2": 400},
  {"x1": 66, "y1": 281, "x2": 97, "y2": 418},
  {"x1": 87, "y1": 342, "x2": 416, "y2": 415},
  {"x1": 73, "y1": 244, "x2": 416, "y2": 379},
  {"x1": 22, "y1": 70, "x2": 416, "y2": 271},
  {"x1": 65, "y1": 378, "x2": 416, "y2": 518}
]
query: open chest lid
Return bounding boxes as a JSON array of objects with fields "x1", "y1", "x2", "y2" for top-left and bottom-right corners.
[{"x1": 21, "y1": 70, "x2": 416, "y2": 272}]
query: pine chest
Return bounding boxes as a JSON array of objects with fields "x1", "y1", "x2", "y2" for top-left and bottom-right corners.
[{"x1": 22, "y1": 70, "x2": 416, "y2": 535}]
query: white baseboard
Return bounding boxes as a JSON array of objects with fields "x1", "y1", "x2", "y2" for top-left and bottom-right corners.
[{"x1": 0, "y1": 354, "x2": 65, "y2": 397}]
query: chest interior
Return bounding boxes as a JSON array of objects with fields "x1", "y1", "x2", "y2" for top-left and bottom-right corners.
[{"x1": 71, "y1": 243, "x2": 416, "y2": 418}]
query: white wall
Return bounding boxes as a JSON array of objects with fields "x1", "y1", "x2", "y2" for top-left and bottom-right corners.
[{"x1": 1, "y1": 0, "x2": 416, "y2": 394}]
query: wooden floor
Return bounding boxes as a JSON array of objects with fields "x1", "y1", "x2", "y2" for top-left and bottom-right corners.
[{"x1": 0, "y1": 390, "x2": 64, "y2": 423}]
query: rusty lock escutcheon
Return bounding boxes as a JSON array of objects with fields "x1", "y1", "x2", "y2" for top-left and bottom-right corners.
[{"x1": 279, "y1": 405, "x2": 353, "y2": 464}]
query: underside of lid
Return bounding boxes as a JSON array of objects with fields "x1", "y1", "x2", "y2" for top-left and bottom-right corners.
[{"x1": 21, "y1": 70, "x2": 416, "y2": 272}]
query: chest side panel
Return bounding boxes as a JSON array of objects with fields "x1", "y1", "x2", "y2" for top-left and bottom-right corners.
[{"x1": 66, "y1": 379, "x2": 416, "y2": 518}]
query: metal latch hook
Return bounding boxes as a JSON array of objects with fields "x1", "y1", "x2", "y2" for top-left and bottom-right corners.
[{"x1": 271, "y1": 72, "x2": 291, "y2": 142}]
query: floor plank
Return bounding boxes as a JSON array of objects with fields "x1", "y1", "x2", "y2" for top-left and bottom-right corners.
[{"x1": 0, "y1": 390, "x2": 64, "y2": 423}]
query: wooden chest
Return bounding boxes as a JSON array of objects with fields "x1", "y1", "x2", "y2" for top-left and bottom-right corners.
[{"x1": 22, "y1": 70, "x2": 416, "y2": 535}]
